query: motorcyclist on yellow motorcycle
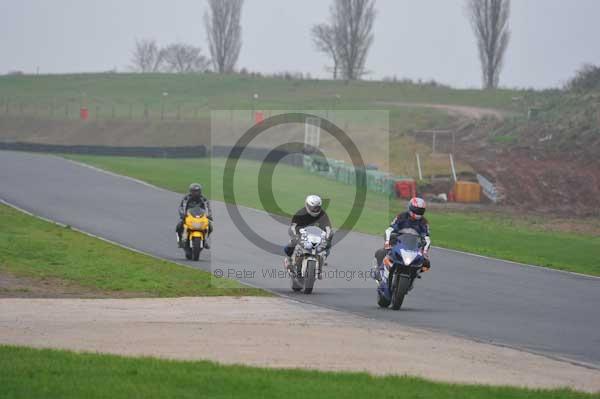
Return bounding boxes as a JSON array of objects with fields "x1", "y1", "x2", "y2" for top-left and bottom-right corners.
[{"x1": 176, "y1": 183, "x2": 213, "y2": 249}]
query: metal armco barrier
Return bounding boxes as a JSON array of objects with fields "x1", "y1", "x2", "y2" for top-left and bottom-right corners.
[
  {"x1": 0, "y1": 142, "x2": 207, "y2": 158},
  {"x1": 303, "y1": 155, "x2": 409, "y2": 196}
]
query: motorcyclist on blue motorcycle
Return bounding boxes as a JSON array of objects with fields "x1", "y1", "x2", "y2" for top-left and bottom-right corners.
[
  {"x1": 372, "y1": 197, "x2": 431, "y2": 281},
  {"x1": 284, "y1": 195, "x2": 333, "y2": 270}
]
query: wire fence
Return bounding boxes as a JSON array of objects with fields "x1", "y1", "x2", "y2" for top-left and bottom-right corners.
[{"x1": 0, "y1": 97, "x2": 218, "y2": 121}]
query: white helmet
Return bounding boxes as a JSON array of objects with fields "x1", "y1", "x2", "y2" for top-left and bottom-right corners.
[{"x1": 305, "y1": 195, "x2": 323, "y2": 217}]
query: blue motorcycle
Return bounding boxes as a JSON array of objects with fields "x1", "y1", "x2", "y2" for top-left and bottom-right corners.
[{"x1": 377, "y1": 232, "x2": 425, "y2": 310}]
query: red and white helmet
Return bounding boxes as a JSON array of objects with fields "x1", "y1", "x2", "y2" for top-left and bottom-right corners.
[{"x1": 408, "y1": 197, "x2": 426, "y2": 220}]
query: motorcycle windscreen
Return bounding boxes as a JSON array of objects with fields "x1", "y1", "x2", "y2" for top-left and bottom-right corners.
[
  {"x1": 304, "y1": 225, "x2": 325, "y2": 236},
  {"x1": 188, "y1": 207, "x2": 207, "y2": 218},
  {"x1": 397, "y1": 234, "x2": 420, "y2": 250},
  {"x1": 302, "y1": 226, "x2": 325, "y2": 249},
  {"x1": 394, "y1": 234, "x2": 422, "y2": 266}
]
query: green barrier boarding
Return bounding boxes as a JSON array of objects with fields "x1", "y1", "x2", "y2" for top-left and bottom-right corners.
[{"x1": 303, "y1": 155, "x2": 406, "y2": 196}]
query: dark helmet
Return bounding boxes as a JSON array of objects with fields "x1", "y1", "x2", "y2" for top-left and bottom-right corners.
[
  {"x1": 408, "y1": 197, "x2": 426, "y2": 220},
  {"x1": 189, "y1": 183, "x2": 203, "y2": 200}
]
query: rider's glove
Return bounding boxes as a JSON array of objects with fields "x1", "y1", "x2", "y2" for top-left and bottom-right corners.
[{"x1": 384, "y1": 241, "x2": 391, "y2": 250}]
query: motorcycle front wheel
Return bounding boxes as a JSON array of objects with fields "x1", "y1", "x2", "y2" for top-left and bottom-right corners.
[
  {"x1": 192, "y1": 237, "x2": 202, "y2": 261},
  {"x1": 391, "y1": 273, "x2": 411, "y2": 310},
  {"x1": 303, "y1": 259, "x2": 317, "y2": 294}
]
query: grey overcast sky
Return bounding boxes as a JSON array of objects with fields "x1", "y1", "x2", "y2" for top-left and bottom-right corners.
[{"x1": 1, "y1": 0, "x2": 599, "y2": 88}]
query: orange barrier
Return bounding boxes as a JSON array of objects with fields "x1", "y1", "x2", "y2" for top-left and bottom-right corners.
[
  {"x1": 395, "y1": 179, "x2": 417, "y2": 199},
  {"x1": 453, "y1": 181, "x2": 481, "y2": 203},
  {"x1": 79, "y1": 107, "x2": 89, "y2": 121}
]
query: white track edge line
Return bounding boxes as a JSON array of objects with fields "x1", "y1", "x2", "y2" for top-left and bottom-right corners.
[
  {"x1": 0, "y1": 197, "x2": 277, "y2": 296},
  {"x1": 2, "y1": 197, "x2": 598, "y2": 370}
]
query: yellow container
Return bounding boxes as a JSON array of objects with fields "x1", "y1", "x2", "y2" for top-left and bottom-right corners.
[{"x1": 454, "y1": 181, "x2": 481, "y2": 203}]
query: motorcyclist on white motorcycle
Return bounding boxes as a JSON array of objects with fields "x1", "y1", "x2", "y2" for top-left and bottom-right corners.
[{"x1": 284, "y1": 195, "x2": 333, "y2": 271}]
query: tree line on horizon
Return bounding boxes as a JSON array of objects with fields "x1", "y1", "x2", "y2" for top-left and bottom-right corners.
[{"x1": 130, "y1": 0, "x2": 512, "y2": 89}]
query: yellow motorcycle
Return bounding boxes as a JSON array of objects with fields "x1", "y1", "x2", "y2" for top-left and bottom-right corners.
[{"x1": 182, "y1": 206, "x2": 210, "y2": 261}]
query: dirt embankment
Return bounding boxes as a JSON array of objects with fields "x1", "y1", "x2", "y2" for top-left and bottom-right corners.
[
  {"x1": 376, "y1": 101, "x2": 509, "y2": 120},
  {"x1": 0, "y1": 272, "x2": 149, "y2": 299},
  {"x1": 1, "y1": 296, "x2": 598, "y2": 393},
  {"x1": 455, "y1": 118, "x2": 600, "y2": 215},
  {"x1": 402, "y1": 99, "x2": 600, "y2": 215},
  {"x1": 461, "y1": 148, "x2": 600, "y2": 215}
]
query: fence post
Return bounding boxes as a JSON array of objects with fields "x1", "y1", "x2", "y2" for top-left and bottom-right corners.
[
  {"x1": 19, "y1": 103, "x2": 24, "y2": 115},
  {"x1": 144, "y1": 103, "x2": 149, "y2": 120},
  {"x1": 4, "y1": 98, "x2": 9, "y2": 114},
  {"x1": 416, "y1": 153, "x2": 423, "y2": 180},
  {"x1": 161, "y1": 102, "x2": 165, "y2": 120},
  {"x1": 65, "y1": 103, "x2": 69, "y2": 119},
  {"x1": 129, "y1": 104, "x2": 133, "y2": 120},
  {"x1": 449, "y1": 154, "x2": 457, "y2": 182},
  {"x1": 112, "y1": 104, "x2": 116, "y2": 119},
  {"x1": 177, "y1": 104, "x2": 181, "y2": 120},
  {"x1": 96, "y1": 105, "x2": 100, "y2": 120}
]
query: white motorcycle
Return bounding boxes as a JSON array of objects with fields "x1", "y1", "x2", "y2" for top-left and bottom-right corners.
[{"x1": 289, "y1": 226, "x2": 328, "y2": 294}]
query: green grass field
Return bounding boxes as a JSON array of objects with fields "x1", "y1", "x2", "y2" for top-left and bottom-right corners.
[
  {"x1": 0, "y1": 203, "x2": 266, "y2": 297},
  {"x1": 0, "y1": 73, "x2": 523, "y2": 116},
  {"x1": 65, "y1": 155, "x2": 600, "y2": 276},
  {"x1": 0, "y1": 72, "x2": 525, "y2": 179},
  {"x1": 1, "y1": 346, "x2": 595, "y2": 399}
]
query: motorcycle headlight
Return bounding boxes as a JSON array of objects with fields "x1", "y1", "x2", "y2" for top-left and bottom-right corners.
[
  {"x1": 400, "y1": 249, "x2": 418, "y2": 266},
  {"x1": 191, "y1": 222, "x2": 205, "y2": 230}
]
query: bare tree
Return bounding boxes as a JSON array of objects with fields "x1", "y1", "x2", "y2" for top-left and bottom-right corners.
[
  {"x1": 131, "y1": 39, "x2": 164, "y2": 72},
  {"x1": 162, "y1": 43, "x2": 210, "y2": 73},
  {"x1": 467, "y1": 0, "x2": 511, "y2": 89},
  {"x1": 333, "y1": 0, "x2": 376, "y2": 80},
  {"x1": 204, "y1": 0, "x2": 243, "y2": 73},
  {"x1": 311, "y1": 23, "x2": 339, "y2": 79}
]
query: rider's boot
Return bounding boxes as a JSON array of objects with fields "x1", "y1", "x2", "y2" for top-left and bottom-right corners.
[
  {"x1": 370, "y1": 258, "x2": 382, "y2": 285},
  {"x1": 177, "y1": 233, "x2": 184, "y2": 248},
  {"x1": 284, "y1": 256, "x2": 293, "y2": 272}
]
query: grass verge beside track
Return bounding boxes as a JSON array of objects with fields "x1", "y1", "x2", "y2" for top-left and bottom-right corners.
[
  {"x1": 0, "y1": 204, "x2": 266, "y2": 297},
  {"x1": 64, "y1": 155, "x2": 600, "y2": 276},
  {"x1": 1, "y1": 346, "x2": 596, "y2": 399}
]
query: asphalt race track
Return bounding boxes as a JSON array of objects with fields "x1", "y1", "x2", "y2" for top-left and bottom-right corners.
[{"x1": 1, "y1": 150, "x2": 599, "y2": 367}]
